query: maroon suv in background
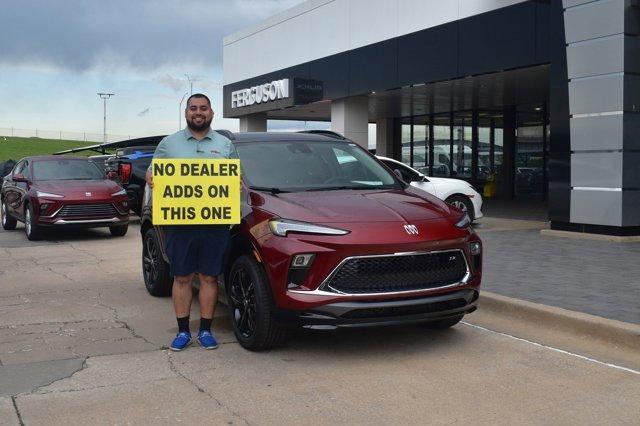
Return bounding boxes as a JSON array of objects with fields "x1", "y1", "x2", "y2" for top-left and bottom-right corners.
[
  {"x1": 1, "y1": 156, "x2": 129, "y2": 240},
  {"x1": 140, "y1": 132, "x2": 482, "y2": 351}
]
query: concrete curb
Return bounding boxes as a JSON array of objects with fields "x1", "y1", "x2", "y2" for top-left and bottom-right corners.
[
  {"x1": 477, "y1": 291, "x2": 640, "y2": 352},
  {"x1": 540, "y1": 229, "x2": 640, "y2": 243}
]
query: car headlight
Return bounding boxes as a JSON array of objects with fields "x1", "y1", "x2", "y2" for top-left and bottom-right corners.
[
  {"x1": 454, "y1": 213, "x2": 471, "y2": 229},
  {"x1": 111, "y1": 188, "x2": 127, "y2": 197},
  {"x1": 36, "y1": 191, "x2": 64, "y2": 198},
  {"x1": 268, "y1": 219, "x2": 350, "y2": 237}
]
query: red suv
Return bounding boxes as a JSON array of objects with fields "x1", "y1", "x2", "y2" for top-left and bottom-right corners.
[
  {"x1": 1, "y1": 156, "x2": 130, "y2": 240},
  {"x1": 140, "y1": 132, "x2": 482, "y2": 351}
]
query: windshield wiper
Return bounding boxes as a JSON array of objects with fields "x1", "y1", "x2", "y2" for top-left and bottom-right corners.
[{"x1": 249, "y1": 186, "x2": 289, "y2": 194}]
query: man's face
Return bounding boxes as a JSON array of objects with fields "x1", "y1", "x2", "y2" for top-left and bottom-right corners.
[{"x1": 185, "y1": 97, "x2": 213, "y2": 131}]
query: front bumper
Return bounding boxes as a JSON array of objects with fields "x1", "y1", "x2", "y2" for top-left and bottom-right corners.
[
  {"x1": 275, "y1": 289, "x2": 478, "y2": 330},
  {"x1": 470, "y1": 191, "x2": 483, "y2": 220}
]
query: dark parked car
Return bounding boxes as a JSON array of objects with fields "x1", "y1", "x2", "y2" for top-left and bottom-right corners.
[
  {"x1": 1, "y1": 156, "x2": 129, "y2": 240},
  {"x1": 140, "y1": 131, "x2": 482, "y2": 351},
  {"x1": 104, "y1": 145, "x2": 158, "y2": 215}
]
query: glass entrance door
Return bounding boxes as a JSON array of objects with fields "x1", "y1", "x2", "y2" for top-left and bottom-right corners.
[{"x1": 515, "y1": 105, "x2": 548, "y2": 199}]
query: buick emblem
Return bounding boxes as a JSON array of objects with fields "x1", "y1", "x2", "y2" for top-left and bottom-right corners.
[
  {"x1": 404, "y1": 224, "x2": 419, "y2": 235},
  {"x1": 85, "y1": 192, "x2": 92, "y2": 197}
]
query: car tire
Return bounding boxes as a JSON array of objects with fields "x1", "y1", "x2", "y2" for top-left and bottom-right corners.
[
  {"x1": 1, "y1": 200, "x2": 17, "y2": 230},
  {"x1": 445, "y1": 195, "x2": 474, "y2": 221},
  {"x1": 142, "y1": 227, "x2": 172, "y2": 297},
  {"x1": 420, "y1": 315, "x2": 464, "y2": 329},
  {"x1": 24, "y1": 203, "x2": 42, "y2": 241},
  {"x1": 109, "y1": 224, "x2": 128, "y2": 237},
  {"x1": 227, "y1": 254, "x2": 288, "y2": 351}
]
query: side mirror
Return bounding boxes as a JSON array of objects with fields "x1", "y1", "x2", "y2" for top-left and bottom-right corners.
[{"x1": 13, "y1": 173, "x2": 28, "y2": 183}]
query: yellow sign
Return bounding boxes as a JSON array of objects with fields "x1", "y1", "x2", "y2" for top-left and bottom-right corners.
[{"x1": 152, "y1": 159, "x2": 241, "y2": 225}]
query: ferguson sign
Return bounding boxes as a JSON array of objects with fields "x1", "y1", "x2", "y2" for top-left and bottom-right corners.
[{"x1": 231, "y1": 79, "x2": 289, "y2": 109}]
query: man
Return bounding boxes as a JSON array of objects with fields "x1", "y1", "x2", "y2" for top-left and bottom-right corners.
[{"x1": 146, "y1": 93, "x2": 237, "y2": 351}]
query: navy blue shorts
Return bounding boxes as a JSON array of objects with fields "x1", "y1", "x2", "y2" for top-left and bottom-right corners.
[{"x1": 163, "y1": 225, "x2": 230, "y2": 277}]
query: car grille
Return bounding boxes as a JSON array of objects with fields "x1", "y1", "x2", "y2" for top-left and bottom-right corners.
[
  {"x1": 57, "y1": 203, "x2": 117, "y2": 217},
  {"x1": 323, "y1": 250, "x2": 468, "y2": 294}
]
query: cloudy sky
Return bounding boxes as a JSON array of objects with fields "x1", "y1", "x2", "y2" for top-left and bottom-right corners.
[{"x1": 0, "y1": 0, "x2": 315, "y2": 139}]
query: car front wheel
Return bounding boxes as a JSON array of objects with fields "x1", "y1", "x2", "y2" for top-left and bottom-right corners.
[
  {"x1": 24, "y1": 204, "x2": 42, "y2": 240},
  {"x1": 445, "y1": 195, "x2": 474, "y2": 221},
  {"x1": 1, "y1": 200, "x2": 17, "y2": 230},
  {"x1": 142, "y1": 227, "x2": 172, "y2": 297},
  {"x1": 227, "y1": 254, "x2": 288, "y2": 351}
]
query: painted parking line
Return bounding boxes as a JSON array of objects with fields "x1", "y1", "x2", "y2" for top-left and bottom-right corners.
[{"x1": 462, "y1": 322, "x2": 640, "y2": 376}]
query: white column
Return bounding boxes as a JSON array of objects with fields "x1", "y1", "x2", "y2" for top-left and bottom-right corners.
[
  {"x1": 239, "y1": 113, "x2": 267, "y2": 132},
  {"x1": 331, "y1": 96, "x2": 369, "y2": 148}
]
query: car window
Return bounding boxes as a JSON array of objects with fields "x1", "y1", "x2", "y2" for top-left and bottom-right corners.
[{"x1": 13, "y1": 160, "x2": 27, "y2": 177}]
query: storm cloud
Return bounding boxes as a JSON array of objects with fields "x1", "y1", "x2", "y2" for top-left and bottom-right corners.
[{"x1": 0, "y1": 0, "x2": 303, "y2": 73}]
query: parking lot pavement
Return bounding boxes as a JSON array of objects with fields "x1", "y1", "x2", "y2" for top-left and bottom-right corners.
[
  {"x1": 1, "y1": 223, "x2": 639, "y2": 424},
  {"x1": 475, "y1": 218, "x2": 640, "y2": 325}
]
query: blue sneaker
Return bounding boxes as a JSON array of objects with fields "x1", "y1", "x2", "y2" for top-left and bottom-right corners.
[
  {"x1": 170, "y1": 332, "x2": 192, "y2": 351},
  {"x1": 197, "y1": 330, "x2": 219, "y2": 350}
]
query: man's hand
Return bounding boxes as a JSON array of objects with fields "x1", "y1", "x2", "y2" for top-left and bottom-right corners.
[{"x1": 146, "y1": 169, "x2": 154, "y2": 188}]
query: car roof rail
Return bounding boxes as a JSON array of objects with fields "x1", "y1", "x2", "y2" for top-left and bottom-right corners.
[
  {"x1": 214, "y1": 129, "x2": 235, "y2": 140},
  {"x1": 297, "y1": 130, "x2": 346, "y2": 140}
]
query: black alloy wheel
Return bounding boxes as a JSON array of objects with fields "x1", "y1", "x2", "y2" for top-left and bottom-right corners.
[
  {"x1": 142, "y1": 228, "x2": 172, "y2": 296},
  {"x1": 445, "y1": 195, "x2": 474, "y2": 221},
  {"x1": 1, "y1": 200, "x2": 17, "y2": 230},
  {"x1": 24, "y1": 203, "x2": 42, "y2": 240},
  {"x1": 227, "y1": 255, "x2": 288, "y2": 351}
]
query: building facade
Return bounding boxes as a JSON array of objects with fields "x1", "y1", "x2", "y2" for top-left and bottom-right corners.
[{"x1": 223, "y1": 0, "x2": 640, "y2": 236}]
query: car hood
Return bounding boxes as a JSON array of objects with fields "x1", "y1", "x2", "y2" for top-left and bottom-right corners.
[
  {"x1": 35, "y1": 179, "x2": 122, "y2": 198},
  {"x1": 252, "y1": 188, "x2": 454, "y2": 223},
  {"x1": 427, "y1": 177, "x2": 473, "y2": 188}
]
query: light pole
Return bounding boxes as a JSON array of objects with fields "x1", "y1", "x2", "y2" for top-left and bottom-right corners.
[
  {"x1": 184, "y1": 73, "x2": 193, "y2": 95},
  {"x1": 178, "y1": 91, "x2": 188, "y2": 130},
  {"x1": 97, "y1": 93, "x2": 114, "y2": 147}
]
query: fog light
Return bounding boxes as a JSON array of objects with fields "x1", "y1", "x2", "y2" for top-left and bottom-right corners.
[
  {"x1": 40, "y1": 203, "x2": 49, "y2": 213},
  {"x1": 469, "y1": 241, "x2": 482, "y2": 255},
  {"x1": 122, "y1": 201, "x2": 128, "y2": 207},
  {"x1": 291, "y1": 253, "x2": 315, "y2": 268}
]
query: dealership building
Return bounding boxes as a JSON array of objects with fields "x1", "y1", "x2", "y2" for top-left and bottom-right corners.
[{"x1": 223, "y1": 0, "x2": 640, "y2": 236}]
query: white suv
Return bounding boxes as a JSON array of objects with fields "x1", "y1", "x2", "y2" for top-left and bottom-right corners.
[{"x1": 377, "y1": 156, "x2": 483, "y2": 221}]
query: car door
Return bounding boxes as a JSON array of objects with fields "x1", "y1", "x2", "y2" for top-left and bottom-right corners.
[{"x1": 4, "y1": 160, "x2": 28, "y2": 218}]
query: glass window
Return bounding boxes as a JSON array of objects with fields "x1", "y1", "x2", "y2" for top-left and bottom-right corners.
[
  {"x1": 453, "y1": 112, "x2": 472, "y2": 179},
  {"x1": 412, "y1": 115, "x2": 428, "y2": 173},
  {"x1": 13, "y1": 160, "x2": 27, "y2": 177},
  {"x1": 432, "y1": 114, "x2": 451, "y2": 177},
  {"x1": 401, "y1": 118, "x2": 411, "y2": 166}
]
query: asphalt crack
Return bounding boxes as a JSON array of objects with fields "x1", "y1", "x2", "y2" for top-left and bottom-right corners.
[
  {"x1": 166, "y1": 351, "x2": 250, "y2": 425},
  {"x1": 95, "y1": 291, "x2": 158, "y2": 348},
  {"x1": 11, "y1": 396, "x2": 25, "y2": 426}
]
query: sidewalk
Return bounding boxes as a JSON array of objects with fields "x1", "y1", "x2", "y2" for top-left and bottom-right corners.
[{"x1": 475, "y1": 217, "x2": 640, "y2": 325}]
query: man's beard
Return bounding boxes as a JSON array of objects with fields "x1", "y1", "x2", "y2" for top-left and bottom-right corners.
[{"x1": 186, "y1": 115, "x2": 213, "y2": 132}]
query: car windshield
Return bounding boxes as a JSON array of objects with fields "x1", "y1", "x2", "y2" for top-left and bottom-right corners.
[
  {"x1": 235, "y1": 140, "x2": 398, "y2": 192},
  {"x1": 33, "y1": 160, "x2": 104, "y2": 181}
]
